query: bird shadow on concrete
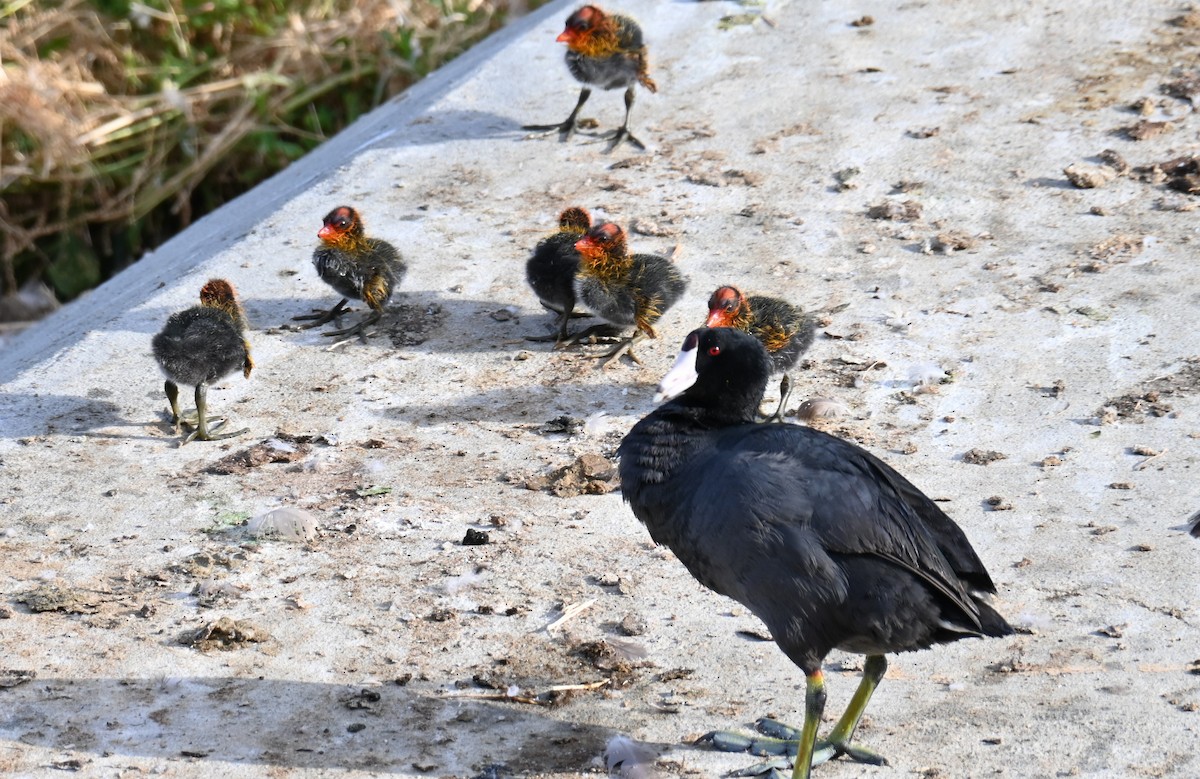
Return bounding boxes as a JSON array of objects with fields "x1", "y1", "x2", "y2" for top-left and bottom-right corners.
[
  {"x1": 1024, "y1": 176, "x2": 1077, "y2": 190},
  {"x1": 0, "y1": 675, "x2": 667, "y2": 775},
  {"x1": 382, "y1": 376, "x2": 653, "y2": 428},
  {"x1": 0, "y1": 394, "x2": 137, "y2": 440},
  {"x1": 253, "y1": 291, "x2": 654, "y2": 361},
  {"x1": 368, "y1": 109, "x2": 529, "y2": 149}
]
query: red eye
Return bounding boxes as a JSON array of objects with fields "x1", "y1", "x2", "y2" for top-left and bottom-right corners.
[{"x1": 707, "y1": 346, "x2": 721, "y2": 356}]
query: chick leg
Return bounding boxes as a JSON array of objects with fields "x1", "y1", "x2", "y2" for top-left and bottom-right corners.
[
  {"x1": 184, "y1": 383, "x2": 248, "y2": 444},
  {"x1": 523, "y1": 88, "x2": 592, "y2": 139},
  {"x1": 293, "y1": 298, "x2": 350, "y2": 329},
  {"x1": 164, "y1": 380, "x2": 182, "y2": 432},
  {"x1": 526, "y1": 306, "x2": 574, "y2": 343},
  {"x1": 605, "y1": 87, "x2": 647, "y2": 151},
  {"x1": 762, "y1": 373, "x2": 793, "y2": 423},
  {"x1": 165, "y1": 379, "x2": 224, "y2": 433},
  {"x1": 554, "y1": 323, "x2": 625, "y2": 349}
]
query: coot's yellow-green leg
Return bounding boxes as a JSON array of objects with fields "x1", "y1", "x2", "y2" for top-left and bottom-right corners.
[
  {"x1": 822, "y1": 654, "x2": 889, "y2": 765},
  {"x1": 790, "y1": 669, "x2": 826, "y2": 779}
]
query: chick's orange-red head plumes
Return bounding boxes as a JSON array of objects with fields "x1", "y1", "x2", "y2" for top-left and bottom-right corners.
[
  {"x1": 318, "y1": 206, "x2": 361, "y2": 244},
  {"x1": 557, "y1": 5, "x2": 604, "y2": 44},
  {"x1": 705, "y1": 286, "x2": 747, "y2": 328},
  {"x1": 199, "y1": 278, "x2": 237, "y2": 308},
  {"x1": 574, "y1": 221, "x2": 626, "y2": 261},
  {"x1": 559, "y1": 206, "x2": 592, "y2": 233}
]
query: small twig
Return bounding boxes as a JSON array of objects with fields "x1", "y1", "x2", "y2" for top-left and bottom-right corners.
[
  {"x1": 1133, "y1": 448, "x2": 1167, "y2": 471},
  {"x1": 445, "y1": 679, "x2": 610, "y2": 706},
  {"x1": 545, "y1": 598, "x2": 596, "y2": 633}
]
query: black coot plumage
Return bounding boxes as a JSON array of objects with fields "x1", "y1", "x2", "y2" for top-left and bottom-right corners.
[
  {"x1": 523, "y1": 5, "x2": 658, "y2": 150},
  {"x1": 568, "y1": 221, "x2": 686, "y2": 367},
  {"x1": 705, "y1": 285, "x2": 815, "y2": 421},
  {"x1": 525, "y1": 206, "x2": 592, "y2": 343},
  {"x1": 618, "y1": 327, "x2": 1012, "y2": 779},
  {"x1": 152, "y1": 279, "x2": 253, "y2": 443},
  {"x1": 293, "y1": 205, "x2": 406, "y2": 341}
]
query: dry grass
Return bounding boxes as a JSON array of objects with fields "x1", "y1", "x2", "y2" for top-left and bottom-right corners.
[{"x1": 0, "y1": 0, "x2": 517, "y2": 298}]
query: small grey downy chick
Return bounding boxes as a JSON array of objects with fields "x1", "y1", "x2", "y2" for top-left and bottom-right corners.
[{"x1": 152, "y1": 278, "x2": 253, "y2": 443}]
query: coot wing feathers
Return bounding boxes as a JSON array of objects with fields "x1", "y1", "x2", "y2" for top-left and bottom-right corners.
[{"x1": 677, "y1": 424, "x2": 988, "y2": 634}]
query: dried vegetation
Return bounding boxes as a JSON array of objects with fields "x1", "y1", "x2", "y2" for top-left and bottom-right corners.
[{"x1": 0, "y1": 0, "x2": 517, "y2": 302}]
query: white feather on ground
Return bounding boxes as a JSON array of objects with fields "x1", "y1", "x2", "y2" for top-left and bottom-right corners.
[{"x1": 604, "y1": 735, "x2": 659, "y2": 778}]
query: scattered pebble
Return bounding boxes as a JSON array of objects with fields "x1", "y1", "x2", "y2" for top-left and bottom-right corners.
[
  {"x1": 867, "y1": 199, "x2": 923, "y2": 222},
  {"x1": 524, "y1": 453, "x2": 619, "y2": 497},
  {"x1": 247, "y1": 507, "x2": 319, "y2": 542},
  {"x1": 963, "y1": 449, "x2": 1007, "y2": 465},
  {"x1": 462, "y1": 528, "x2": 490, "y2": 546},
  {"x1": 184, "y1": 617, "x2": 268, "y2": 651},
  {"x1": 1064, "y1": 162, "x2": 1117, "y2": 189},
  {"x1": 618, "y1": 613, "x2": 648, "y2": 636}
]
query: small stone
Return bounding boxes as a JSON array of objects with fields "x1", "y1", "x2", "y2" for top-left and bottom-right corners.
[
  {"x1": 1064, "y1": 163, "x2": 1117, "y2": 189},
  {"x1": 462, "y1": 528, "x2": 490, "y2": 546},
  {"x1": 619, "y1": 613, "x2": 648, "y2": 636},
  {"x1": 963, "y1": 448, "x2": 1007, "y2": 465}
]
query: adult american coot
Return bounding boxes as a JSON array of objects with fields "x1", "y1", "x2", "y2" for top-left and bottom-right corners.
[
  {"x1": 293, "y1": 205, "x2": 406, "y2": 341},
  {"x1": 704, "y1": 285, "x2": 815, "y2": 422},
  {"x1": 522, "y1": 5, "x2": 658, "y2": 151},
  {"x1": 152, "y1": 279, "x2": 253, "y2": 444},
  {"x1": 618, "y1": 327, "x2": 1012, "y2": 779},
  {"x1": 525, "y1": 206, "x2": 592, "y2": 344}
]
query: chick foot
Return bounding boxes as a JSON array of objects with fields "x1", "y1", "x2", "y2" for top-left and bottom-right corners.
[
  {"x1": 595, "y1": 333, "x2": 644, "y2": 368},
  {"x1": 602, "y1": 125, "x2": 646, "y2": 152},
  {"x1": 293, "y1": 298, "x2": 351, "y2": 330},
  {"x1": 321, "y1": 310, "x2": 382, "y2": 342}
]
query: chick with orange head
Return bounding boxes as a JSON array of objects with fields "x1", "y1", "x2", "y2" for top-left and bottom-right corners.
[
  {"x1": 294, "y1": 206, "x2": 406, "y2": 341},
  {"x1": 524, "y1": 5, "x2": 658, "y2": 150}
]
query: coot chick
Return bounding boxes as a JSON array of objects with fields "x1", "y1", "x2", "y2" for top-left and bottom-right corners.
[
  {"x1": 618, "y1": 327, "x2": 1012, "y2": 779},
  {"x1": 294, "y1": 205, "x2": 406, "y2": 341},
  {"x1": 152, "y1": 279, "x2": 253, "y2": 444},
  {"x1": 705, "y1": 285, "x2": 814, "y2": 422},
  {"x1": 523, "y1": 5, "x2": 658, "y2": 151},
  {"x1": 525, "y1": 206, "x2": 592, "y2": 343},
  {"x1": 569, "y1": 221, "x2": 686, "y2": 367}
]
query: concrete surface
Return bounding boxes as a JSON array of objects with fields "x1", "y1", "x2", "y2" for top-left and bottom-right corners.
[{"x1": 2, "y1": 0, "x2": 1199, "y2": 777}]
